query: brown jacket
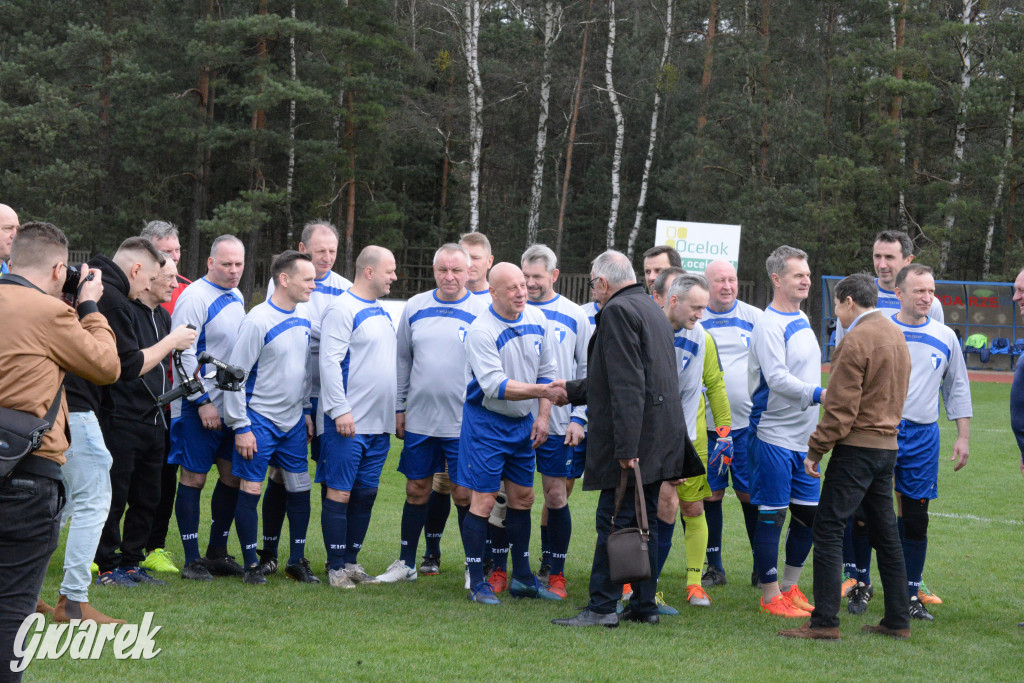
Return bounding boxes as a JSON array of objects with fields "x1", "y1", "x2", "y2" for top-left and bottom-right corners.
[
  {"x1": 0, "y1": 277, "x2": 121, "y2": 465},
  {"x1": 808, "y1": 309, "x2": 910, "y2": 460}
]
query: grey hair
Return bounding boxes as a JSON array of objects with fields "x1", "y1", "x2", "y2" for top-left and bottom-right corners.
[
  {"x1": 765, "y1": 245, "x2": 808, "y2": 278},
  {"x1": 301, "y1": 220, "x2": 339, "y2": 245},
  {"x1": 433, "y1": 243, "x2": 470, "y2": 266},
  {"x1": 652, "y1": 267, "x2": 687, "y2": 298},
  {"x1": 140, "y1": 220, "x2": 178, "y2": 241},
  {"x1": 521, "y1": 243, "x2": 557, "y2": 272},
  {"x1": 667, "y1": 273, "x2": 709, "y2": 302},
  {"x1": 591, "y1": 250, "x2": 636, "y2": 287},
  {"x1": 210, "y1": 234, "x2": 245, "y2": 259}
]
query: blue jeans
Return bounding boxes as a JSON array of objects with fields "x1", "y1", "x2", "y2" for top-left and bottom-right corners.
[{"x1": 60, "y1": 412, "x2": 113, "y2": 602}]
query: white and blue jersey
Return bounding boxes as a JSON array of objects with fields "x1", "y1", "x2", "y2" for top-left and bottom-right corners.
[
  {"x1": 748, "y1": 306, "x2": 823, "y2": 452},
  {"x1": 674, "y1": 324, "x2": 706, "y2": 442},
  {"x1": 395, "y1": 289, "x2": 488, "y2": 438},
  {"x1": 469, "y1": 288, "x2": 492, "y2": 306},
  {"x1": 891, "y1": 314, "x2": 972, "y2": 426},
  {"x1": 527, "y1": 295, "x2": 589, "y2": 435},
  {"x1": 703, "y1": 300, "x2": 762, "y2": 430},
  {"x1": 318, "y1": 290, "x2": 397, "y2": 435},
  {"x1": 268, "y1": 270, "x2": 352, "y2": 399},
  {"x1": 170, "y1": 277, "x2": 246, "y2": 417},
  {"x1": 223, "y1": 300, "x2": 312, "y2": 434},
  {"x1": 0, "y1": 261, "x2": 8, "y2": 276},
  {"x1": 581, "y1": 301, "x2": 599, "y2": 327},
  {"x1": 835, "y1": 279, "x2": 943, "y2": 344}
]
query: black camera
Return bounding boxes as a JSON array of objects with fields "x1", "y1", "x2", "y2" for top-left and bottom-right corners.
[
  {"x1": 61, "y1": 265, "x2": 95, "y2": 299},
  {"x1": 155, "y1": 345, "x2": 245, "y2": 408}
]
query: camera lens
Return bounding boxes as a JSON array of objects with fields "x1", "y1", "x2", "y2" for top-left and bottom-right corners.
[{"x1": 62, "y1": 265, "x2": 82, "y2": 297}]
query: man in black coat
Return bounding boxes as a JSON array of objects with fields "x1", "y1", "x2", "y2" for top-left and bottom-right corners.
[{"x1": 553, "y1": 250, "x2": 703, "y2": 627}]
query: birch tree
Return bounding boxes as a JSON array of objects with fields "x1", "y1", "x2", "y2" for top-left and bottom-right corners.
[
  {"x1": 526, "y1": 1, "x2": 562, "y2": 246},
  {"x1": 625, "y1": 0, "x2": 674, "y2": 259},
  {"x1": 285, "y1": 2, "x2": 297, "y2": 242},
  {"x1": 603, "y1": 0, "x2": 624, "y2": 249},
  {"x1": 983, "y1": 91, "x2": 1015, "y2": 279},
  {"x1": 463, "y1": 0, "x2": 484, "y2": 232}
]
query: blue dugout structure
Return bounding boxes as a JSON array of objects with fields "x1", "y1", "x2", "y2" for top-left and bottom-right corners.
[{"x1": 820, "y1": 276, "x2": 1021, "y2": 371}]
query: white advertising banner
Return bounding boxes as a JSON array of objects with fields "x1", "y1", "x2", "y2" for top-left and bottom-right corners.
[{"x1": 654, "y1": 220, "x2": 741, "y2": 271}]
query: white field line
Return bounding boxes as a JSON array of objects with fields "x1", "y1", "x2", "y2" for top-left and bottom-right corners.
[{"x1": 930, "y1": 511, "x2": 1024, "y2": 526}]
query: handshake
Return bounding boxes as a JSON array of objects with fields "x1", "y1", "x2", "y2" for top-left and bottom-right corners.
[{"x1": 542, "y1": 379, "x2": 570, "y2": 407}]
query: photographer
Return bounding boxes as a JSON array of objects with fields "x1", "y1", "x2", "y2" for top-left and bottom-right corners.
[
  {"x1": 0, "y1": 222, "x2": 119, "y2": 680},
  {"x1": 94, "y1": 255, "x2": 197, "y2": 585}
]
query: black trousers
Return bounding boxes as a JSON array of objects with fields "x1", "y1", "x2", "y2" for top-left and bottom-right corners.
[
  {"x1": 0, "y1": 473, "x2": 64, "y2": 682},
  {"x1": 811, "y1": 444, "x2": 910, "y2": 630},
  {"x1": 95, "y1": 417, "x2": 165, "y2": 571},
  {"x1": 588, "y1": 481, "x2": 661, "y2": 616},
  {"x1": 146, "y1": 423, "x2": 178, "y2": 552}
]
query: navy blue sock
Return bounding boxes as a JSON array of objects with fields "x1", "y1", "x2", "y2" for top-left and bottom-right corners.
[
  {"x1": 400, "y1": 501, "x2": 428, "y2": 567},
  {"x1": 754, "y1": 511, "x2": 784, "y2": 585},
  {"x1": 784, "y1": 520, "x2": 814, "y2": 568},
  {"x1": 540, "y1": 523, "x2": 551, "y2": 566},
  {"x1": 461, "y1": 512, "x2": 488, "y2": 586},
  {"x1": 897, "y1": 516, "x2": 905, "y2": 542},
  {"x1": 704, "y1": 499, "x2": 724, "y2": 571},
  {"x1": 547, "y1": 505, "x2": 571, "y2": 576},
  {"x1": 853, "y1": 522, "x2": 873, "y2": 585},
  {"x1": 286, "y1": 490, "x2": 311, "y2": 565},
  {"x1": 175, "y1": 483, "x2": 202, "y2": 565},
  {"x1": 504, "y1": 507, "x2": 533, "y2": 583},
  {"x1": 233, "y1": 490, "x2": 260, "y2": 567},
  {"x1": 207, "y1": 480, "x2": 238, "y2": 556},
  {"x1": 489, "y1": 523, "x2": 508, "y2": 572},
  {"x1": 842, "y1": 517, "x2": 857, "y2": 578},
  {"x1": 344, "y1": 488, "x2": 377, "y2": 565},
  {"x1": 456, "y1": 504, "x2": 469, "y2": 533},
  {"x1": 423, "y1": 491, "x2": 450, "y2": 558},
  {"x1": 322, "y1": 498, "x2": 348, "y2": 571},
  {"x1": 740, "y1": 500, "x2": 759, "y2": 548},
  {"x1": 261, "y1": 479, "x2": 287, "y2": 558},
  {"x1": 656, "y1": 518, "x2": 675, "y2": 578},
  {"x1": 903, "y1": 537, "x2": 927, "y2": 598}
]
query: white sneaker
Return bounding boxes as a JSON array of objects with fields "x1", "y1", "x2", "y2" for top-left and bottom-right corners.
[
  {"x1": 328, "y1": 567, "x2": 356, "y2": 588},
  {"x1": 465, "y1": 566, "x2": 471, "y2": 590},
  {"x1": 344, "y1": 563, "x2": 381, "y2": 584},
  {"x1": 376, "y1": 560, "x2": 418, "y2": 583}
]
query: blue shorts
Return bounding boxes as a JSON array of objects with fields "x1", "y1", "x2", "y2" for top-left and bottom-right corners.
[
  {"x1": 749, "y1": 436, "x2": 820, "y2": 508},
  {"x1": 706, "y1": 427, "x2": 751, "y2": 494},
  {"x1": 316, "y1": 428, "x2": 391, "y2": 491},
  {"x1": 168, "y1": 401, "x2": 235, "y2": 474},
  {"x1": 536, "y1": 434, "x2": 574, "y2": 478},
  {"x1": 571, "y1": 436, "x2": 586, "y2": 479},
  {"x1": 232, "y1": 411, "x2": 309, "y2": 483},
  {"x1": 455, "y1": 402, "x2": 535, "y2": 493},
  {"x1": 398, "y1": 432, "x2": 460, "y2": 481},
  {"x1": 895, "y1": 420, "x2": 940, "y2": 500}
]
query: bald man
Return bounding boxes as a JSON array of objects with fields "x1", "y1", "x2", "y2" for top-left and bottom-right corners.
[
  {"x1": 317, "y1": 246, "x2": 398, "y2": 588},
  {"x1": 455, "y1": 263, "x2": 566, "y2": 604},
  {"x1": 0, "y1": 204, "x2": 19, "y2": 275}
]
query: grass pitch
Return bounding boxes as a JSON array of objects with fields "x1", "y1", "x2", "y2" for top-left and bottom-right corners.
[{"x1": 26, "y1": 380, "x2": 1024, "y2": 681}]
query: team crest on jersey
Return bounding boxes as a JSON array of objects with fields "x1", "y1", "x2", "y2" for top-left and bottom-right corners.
[
  {"x1": 534, "y1": 340, "x2": 542, "y2": 356},
  {"x1": 741, "y1": 333, "x2": 750, "y2": 348},
  {"x1": 930, "y1": 353, "x2": 941, "y2": 370},
  {"x1": 681, "y1": 356, "x2": 693, "y2": 370},
  {"x1": 555, "y1": 326, "x2": 566, "y2": 343},
  {"x1": 458, "y1": 326, "x2": 467, "y2": 343}
]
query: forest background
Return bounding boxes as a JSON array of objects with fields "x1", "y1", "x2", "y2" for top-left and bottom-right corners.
[{"x1": 2, "y1": 0, "x2": 1022, "y2": 323}]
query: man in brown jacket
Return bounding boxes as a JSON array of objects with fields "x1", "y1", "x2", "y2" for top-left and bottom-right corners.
[
  {"x1": 0, "y1": 222, "x2": 120, "y2": 679},
  {"x1": 779, "y1": 272, "x2": 912, "y2": 641}
]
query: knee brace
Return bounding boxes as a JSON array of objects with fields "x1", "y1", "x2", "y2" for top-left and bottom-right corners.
[
  {"x1": 758, "y1": 507, "x2": 787, "y2": 527},
  {"x1": 902, "y1": 498, "x2": 929, "y2": 541},
  {"x1": 432, "y1": 471, "x2": 452, "y2": 495},
  {"x1": 281, "y1": 470, "x2": 312, "y2": 493},
  {"x1": 789, "y1": 503, "x2": 816, "y2": 528},
  {"x1": 488, "y1": 487, "x2": 508, "y2": 528}
]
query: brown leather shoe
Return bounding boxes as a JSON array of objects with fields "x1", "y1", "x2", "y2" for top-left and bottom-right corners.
[
  {"x1": 778, "y1": 619, "x2": 840, "y2": 640},
  {"x1": 35, "y1": 598, "x2": 54, "y2": 617},
  {"x1": 861, "y1": 622, "x2": 910, "y2": 640},
  {"x1": 53, "y1": 595, "x2": 126, "y2": 625}
]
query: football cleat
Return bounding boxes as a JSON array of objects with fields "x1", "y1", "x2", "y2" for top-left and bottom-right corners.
[
  {"x1": 847, "y1": 581, "x2": 873, "y2": 615},
  {"x1": 140, "y1": 548, "x2": 180, "y2": 574},
  {"x1": 91, "y1": 562, "x2": 99, "y2": 574},
  {"x1": 258, "y1": 549, "x2": 279, "y2": 576},
  {"x1": 655, "y1": 591, "x2": 679, "y2": 616},
  {"x1": 909, "y1": 595, "x2": 934, "y2": 621},
  {"x1": 180, "y1": 560, "x2": 214, "y2": 582},
  {"x1": 546, "y1": 573, "x2": 568, "y2": 600},
  {"x1": 204, "y1": 553, "x2": 245, "y2": 577},
  {"x1": 918, "y1": 581, "x2": 942, "y2": 605},
  {"x1": 537, "y1": 562, "x2": 552, "y2": 585},
  {"x1": 123, "y1": 567, "x2": 167, "y2": 586},
  {"x1": 488, "y1": 569, "x2": 509, "y2": 594},
  {"x1": 419, "y1": 555, "x2": 441, "y2": 576},
  {"x1": 782, "y1": 585, "x2": 814, "y2": 612},
  {"x1": 285, "y1": 558, "x2": 321, "y2": 584},
  {"x1": 469, "y1": 581, "x2": 500, "y2": 605},
  {"x1": 509, "y1": 575, "x2": 562, "y2": 600},
  {"x1": 344, "y1": 563, "x2": 380, "y2": 584},
  {"x1": 376, "y1": 559, "x2": 418, "y2": 583},
  {"x1": 622, "y1": 583, "x2": 633, "y2": 601},
  {"x1": 841, "y1": 577, "x2": 858, "y2": 597},
  {"x1": 760, "y1": 593, "x2": 811, "y2": 618},
  {"x1": 701, "y1": 566, "x2": 727, "y2": 588},
  {"x1": 328, "y1": 567, "x2": 356, "y2": 588},
  {"x1": 686, "y1": 584, "x2": 712, "y2": 607},
  {"x1": 96, "y1": 569, "x2": 138, "y2": 587},
  {"x1": 243, "y1": 563, "x2": 268, "y2": 585},
  {"x1": 464, "y1": 567, "x2": 471, "y2": 590}
]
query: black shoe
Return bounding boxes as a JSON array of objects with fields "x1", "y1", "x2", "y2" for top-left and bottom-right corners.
[
  {"x1": 909, "y1": 596, "x2": 934, "y2": 621},
  {"x1": 847, "y1": 582, "x2": 873, "y2": 615},
  {"x1": 204, "y1": 553, "x2": 245, "y2": 577},
  {"x1": 258, "y1": 549, "x2": 279, "y2": 576},
  {"x1": 537, "y1": 562, "x2": 552, "y2": 585},
  {"x1": 243, "y1": 563, "x2": 268, "y2": 585},
  {"x1": 181, "y1": 560, "x2": 214, "y2": 582},
  {"x1": 619, "y1": 606, "x2": 660, "y2": 625},
  {"x1": 285, "y1": 558, "x2": 321, "y2": 584},
  {"x1": 702, "y1": 566, "x2": 727, "y2": 588},
  {"x1": 552, "y1": 608, "x2": 619, "y2": 628},
  {"x1": 419, "y1": 555, "x2": 441, "y2": 575}
]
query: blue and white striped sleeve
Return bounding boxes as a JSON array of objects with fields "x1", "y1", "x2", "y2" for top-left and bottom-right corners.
[
  {"x1": 466, "y1": 325, "x2": 510, "y2": 399},
  {"x1": 751, "y1": 321, "x2": 821, "y2": 410},
  {"x1": 395, "y1": 303, "x2": 413, "y2": 413},
  {"x1": 319, "y1": 303, "x2": 354, "y2": 420},
  {"x1": 941, "y1": 336, "x2": 972, "y2": 420},
  {"x1": 170, "y1": 289, "x2": 211, "y2": 402},
  {"x1": 224, "y1": 316, "x2": 264, "y2": 433},
  {"x1": 570, "y1": 308, "x2": 590, "y2": 426}
]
